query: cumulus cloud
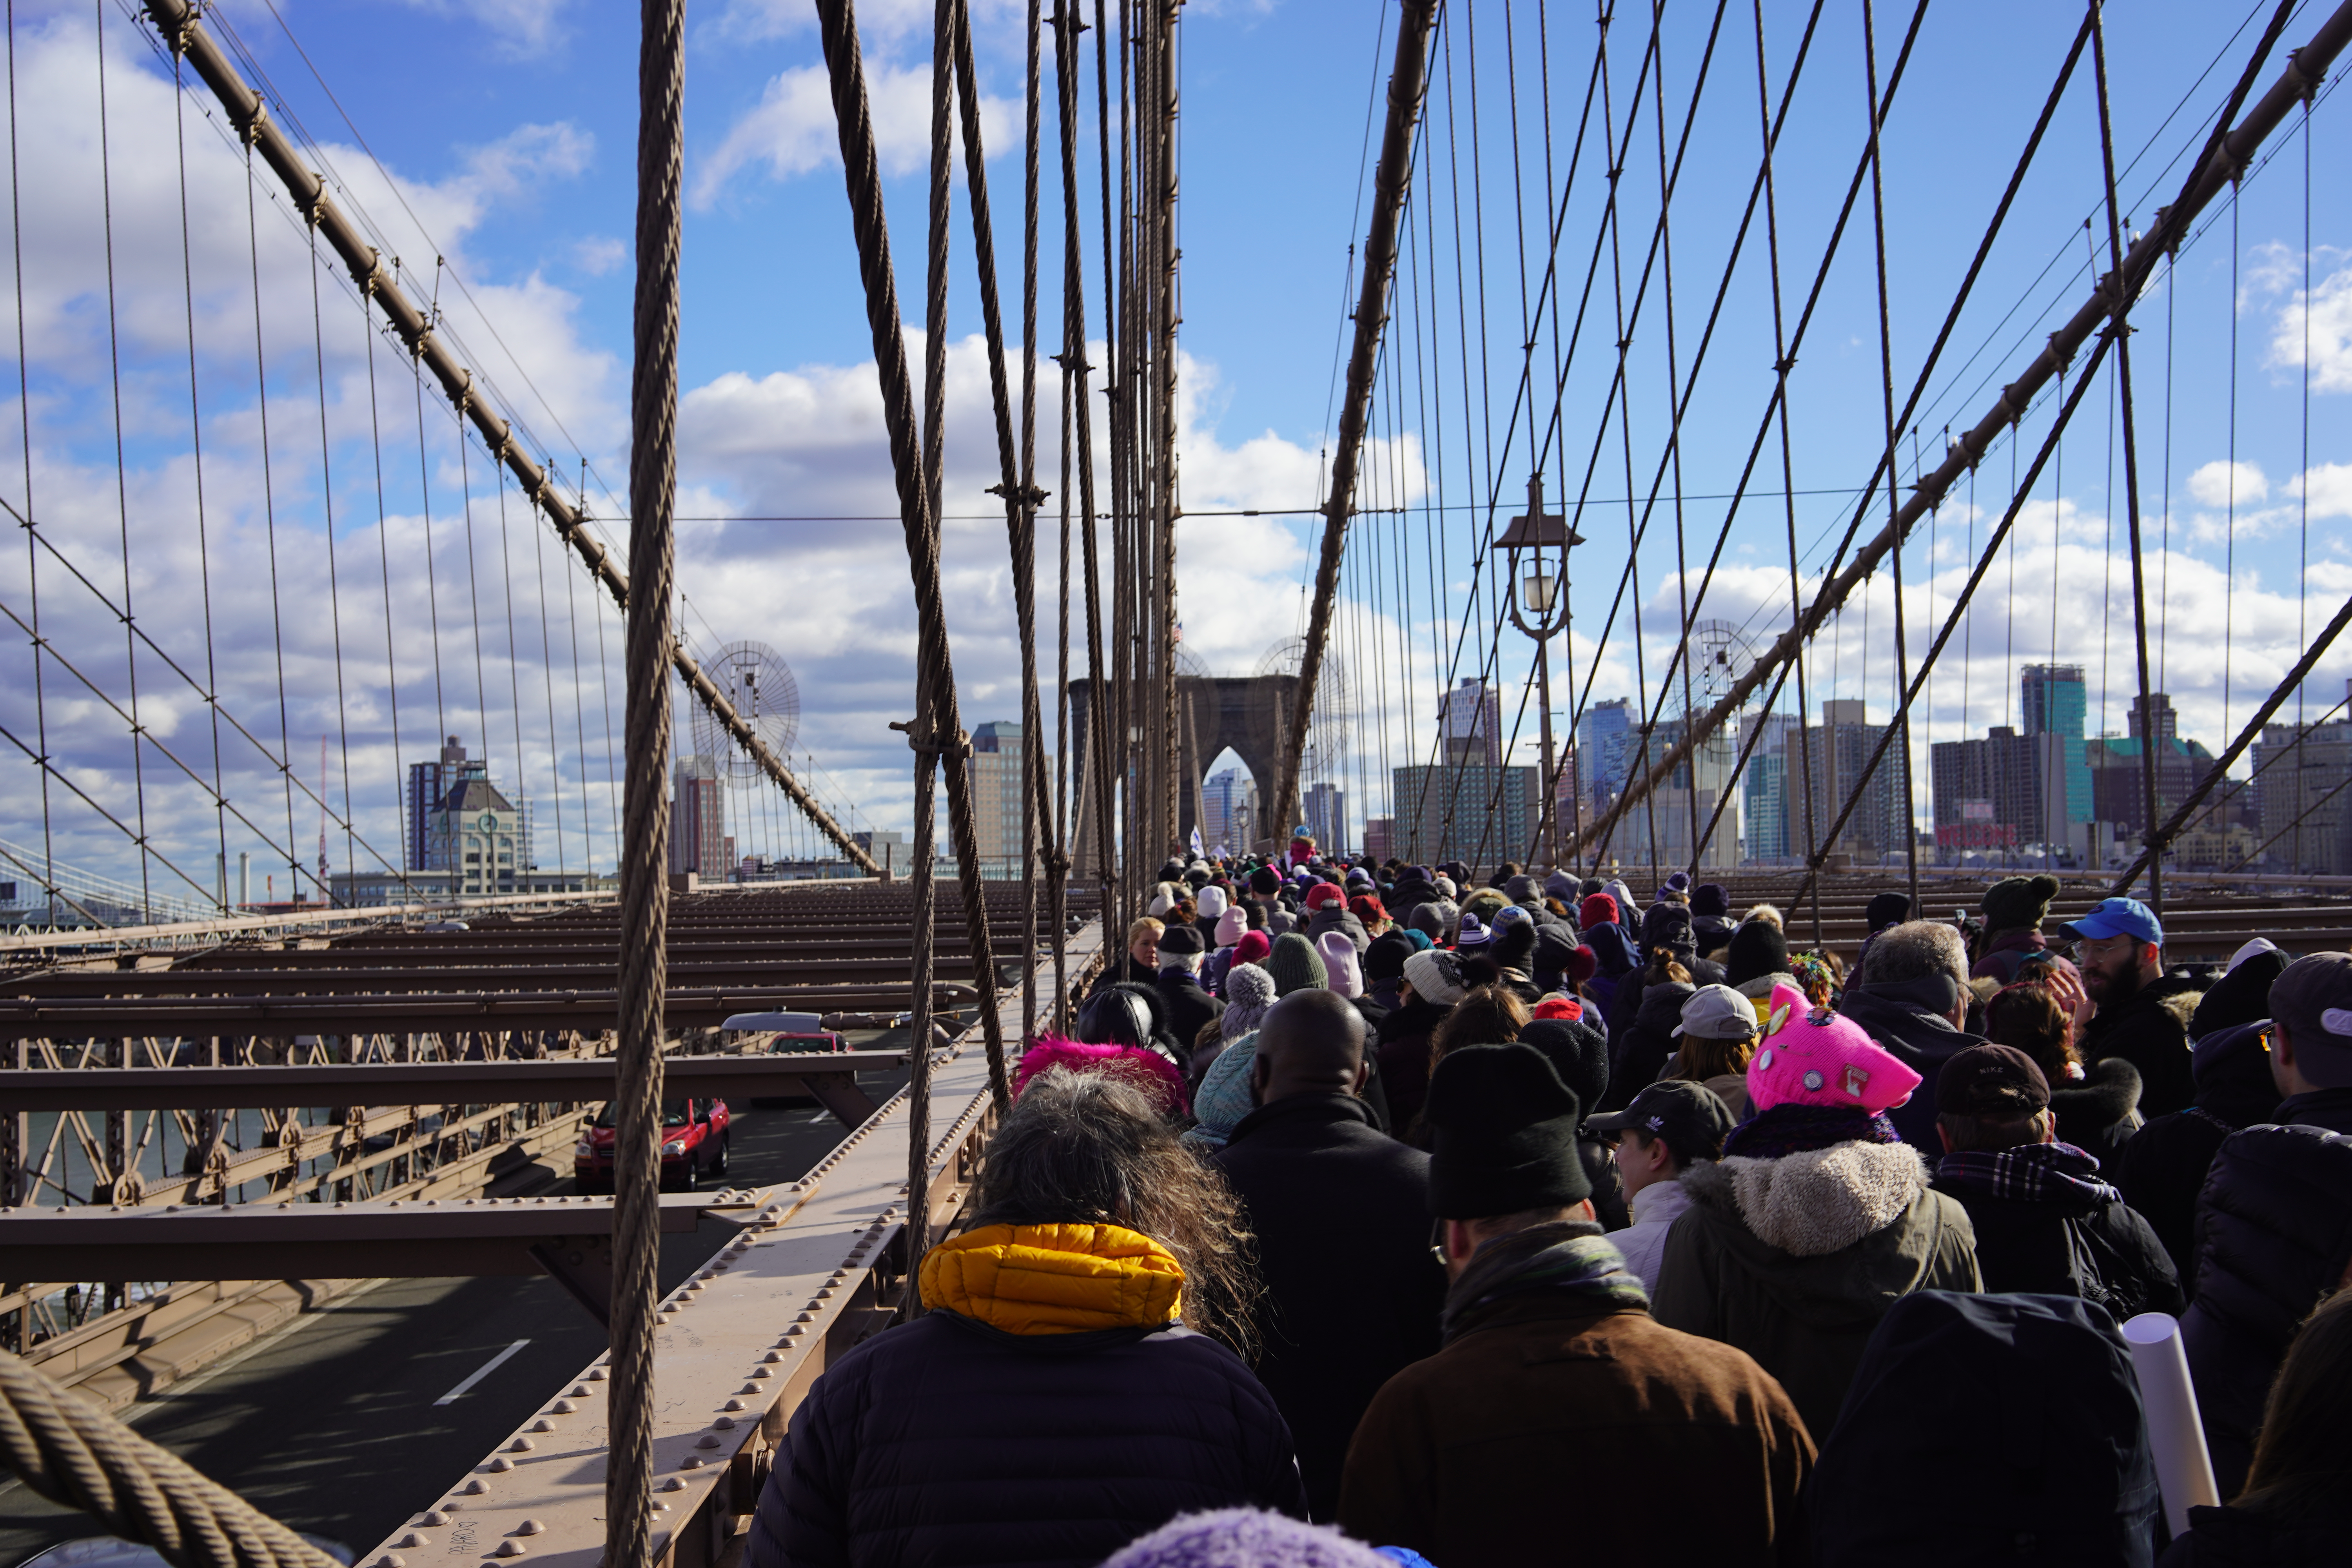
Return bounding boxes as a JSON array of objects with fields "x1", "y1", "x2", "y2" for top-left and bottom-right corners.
[
  {"x1": 390, "y1": 0, "x2": 572, "y2": 56},
  {"x1": 2188, "y1": 459, "x2": 2265, "y2": 509},
  {"x1": 2268, "y1": 263, "x2": 2352, "y2": 394},
  {"x1": 694, "y1": 59, "x2": 1016, "y2": 207}
]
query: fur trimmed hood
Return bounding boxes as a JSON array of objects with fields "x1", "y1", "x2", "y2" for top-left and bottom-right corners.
[
  {"x1": 2156, "y1": 987, "x2": 2205, "y2": 1029},
  {"x1": 1689, "y1": 1141, "x2": 1931, "y2": 1257}
]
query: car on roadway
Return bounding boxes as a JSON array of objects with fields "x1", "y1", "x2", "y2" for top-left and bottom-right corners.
[{"x1": 573, "y1": 1096, "x2": 731, "y2": 1192}]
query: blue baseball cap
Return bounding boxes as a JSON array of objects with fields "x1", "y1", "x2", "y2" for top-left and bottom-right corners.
[{"x1": 2058, "y1": 896, "x2": 2164, "y2": 947}]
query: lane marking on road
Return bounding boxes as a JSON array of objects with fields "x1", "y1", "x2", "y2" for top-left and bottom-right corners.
[{"x1": 433, "y1": 1339, "x2": 531, "y2": 1406}]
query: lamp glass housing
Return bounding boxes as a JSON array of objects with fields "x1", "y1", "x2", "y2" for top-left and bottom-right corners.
[{"x1": 1522, "y1": 568, "x2": 1558, "y2": 615}]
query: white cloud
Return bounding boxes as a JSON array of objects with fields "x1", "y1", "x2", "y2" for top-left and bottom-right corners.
[
  {"x1": 2292, "y1": 462, "x2": 2352, "y2": 522},
  {"x1": 2267, "y1": 263, "x2": 2352, "y2": 394},
  {"x1": 695, "y1": 59, "x2": 1018, "y2": 207},
  {"x1": 572, "y1": 236, "x2": 626, "y2": 276},
  {"x1": 2187, "y1": 459, "x2": 2265, "y2": 509}
]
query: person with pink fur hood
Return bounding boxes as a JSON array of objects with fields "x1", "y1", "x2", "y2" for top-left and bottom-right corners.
[{"x1": 1650, "y1": 984, "x2": 1982, "y2": 1438}]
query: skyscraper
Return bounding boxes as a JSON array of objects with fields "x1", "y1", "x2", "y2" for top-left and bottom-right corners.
[
  {"x1": 2023, "y1": 664, "x2": 2091, "y2": 829},
  {"x1": 671, "y1": 756, "x2": 726, "y2": 877},
  {"x1": 1441, "y1": 677, "x2": 1503, "y2": 766},
  {"x1": 405, "y1": 734, "x2": 469, "y2": 871},
  {"x1": 1202, "y1": 767, "x2": 1256, "y2": 855},
  {"x1": 1304, "y1": 781, "x2": 1347, "y2": 855},
  {"x1": 1577, "y1": 697, "x2": 1635, "y2": 806},
  {"x1": 968, "y1": 721, "x2": 1044, "y2": 875}
]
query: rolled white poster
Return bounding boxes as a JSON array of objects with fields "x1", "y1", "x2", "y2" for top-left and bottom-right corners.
[{"x1": 2122, "y1": 1311, "x2": 2221, "y2": 1535}]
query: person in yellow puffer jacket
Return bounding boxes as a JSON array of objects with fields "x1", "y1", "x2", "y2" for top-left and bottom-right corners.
[{"x1": 744, "y1": 1065, "x2": 1307, "y2": 1568}]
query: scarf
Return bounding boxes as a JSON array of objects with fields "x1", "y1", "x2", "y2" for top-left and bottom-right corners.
[
  {"x1": 1441, "y1": 1219, "x2": 1648, "y2": 1343},
  {"x1": 1721, "y1": 1101, "x2": 1902, "y2": 1160},
  {"x1": 1935, "y1": 1139, "x2": 2120, "y2": 1206}
]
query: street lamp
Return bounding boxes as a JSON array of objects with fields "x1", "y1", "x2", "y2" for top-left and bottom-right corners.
[{"x1": 1498, "y1": 472, "x2": 1583, "y2": 871}]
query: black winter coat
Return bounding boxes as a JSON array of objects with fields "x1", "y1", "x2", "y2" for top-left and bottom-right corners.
[
  {"x1": 2180, "y1": 1089, "x2": 2352, "y2": 1498},
  {"x1": 2113, "y1": 1022, "x2": 2281, "y2": 1289},
  {"x1": 1835, "y1": 985, "x2": 1988, "y2": 1153},
  {"x1": 1597, "y1": 979, "x2": 1692, "y2": 1114},
  {"x1": 2158, "y1": 1495, "x2": 2352, "y2": 1568},
  {"x1": 2081, "y1": 973, "x2": 2202, "y2": 1118},
  {"x1": 2049, "y1": 1056, "x2": 2145, "y2": 1169},
  {"x1": 1929, "y1": 1173, "x2": 2183, "y2": 1321},
  {"x1": 1213, "y1": 1093, "x2": 1445, "y2": 1521},
  {"x1": 746, "y1": 1310, "x2": 1306, "y2": 1568},
  {"x1": 1154, "y1": 970, "x2": 1226, "y2": 1058},
  {"x1": 1373, "y1": 998, "x2": 1450, "y2": 1133}
]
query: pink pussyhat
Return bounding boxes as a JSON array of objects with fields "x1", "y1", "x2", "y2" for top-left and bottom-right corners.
[
  {"x1": 1747, "y1": 982, "x2": 1921, "y2": 1114},
  {"x1": 1318, "y1": 931, "x2": 1364, "y2": 998}
]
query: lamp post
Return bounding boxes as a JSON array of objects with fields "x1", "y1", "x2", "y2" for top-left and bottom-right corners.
[{"x1": 1499, "y1": 472, "x2": 1583, "y2": 871}]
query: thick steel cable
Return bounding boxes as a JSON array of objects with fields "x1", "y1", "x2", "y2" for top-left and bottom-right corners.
[
  {"x1": 0, "y1": 1347, "x2": 335, "y2": 1568},
  {"x1": 1572, "y1": 0, "x2": 2352, "y2": 866},
  {"x1": 607, "y1": 0, "x2": 682, "y2": 1554},
  {"x1": 141, "y1": 0, "x2": 878, "y2": 877},
  {"x1": 814, "y1": 0, "x2": 1011, "y2": 1114},
  {"x1": 2088, "y1": 0, "x2": 2164, "y2": 915},
  {"x1": 1271, "y1": 0, "x2": 1439, "y2": 837}
]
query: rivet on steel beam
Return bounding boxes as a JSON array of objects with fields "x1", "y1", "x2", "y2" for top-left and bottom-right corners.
[
  {"x1": 550, "y1": 1400, "x2": 577, "y2": 1414},
  {"x1": 419, "y1": 1512, "x2": 448, "y2": 1528},
  {"x1": 507, "y1": 1437, "x2": 534, "y2": 1452},
  {"x1": 712, "y1": 1416, "x2": 736, "y2": 1430},
  {"x1": 528, "y1": 1419, "x2": 554, "y2": 1433},
  {"x1": 463, "y1": 1479, "x2": 489, "y2": 1493},
  {"x1": 683, "y1": 1456, "x2": 708, "y2": 1470},
  {"x1": 374, "y1": 1556, "x2": 403, "y2": 1568},
  {"x1": 586, "y1": 1367, "x2": 607, "y2": 1380},
  {"x1": 722, "y1": 1399, "x2": 747, "y2": 1412},
  {"x1": 493, "y1": 1539, "x2": 526, "y2": 1557},
  {"x1": 487, "y1": 1457, "x2": 513, "y2": 1472},
  {"x1": 516, "y1": 1521, "x2": 545, "y2": 1537},
  {"x1": 568, "y1": 1385, "x2": 590, "y2": 1398},
  {"x1": 661, "y1": 1477, "x2": 687, "y2": 1493},
  {"x1": 395, "y1": 1533, "x2": 424, "y2": 1548},
  {"x1": 751, "y1": 1367, "x2": 773, "y2": 1380},
  {"x1": 761, "y1": 1351, "x2": 783, "y2": 1363},
  {"x1": 696, "y1": 1434, "x2": 723, "y2": 1449}
]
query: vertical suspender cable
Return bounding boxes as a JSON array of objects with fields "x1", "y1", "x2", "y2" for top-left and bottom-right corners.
[{"x1": 607, "y1": 0, "x2": 683, "y2": 1552}]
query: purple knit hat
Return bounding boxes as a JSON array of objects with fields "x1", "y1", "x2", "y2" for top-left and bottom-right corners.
[{"x1": 1102, "y1": 1508, "x2": 1402, "y2": 1568}]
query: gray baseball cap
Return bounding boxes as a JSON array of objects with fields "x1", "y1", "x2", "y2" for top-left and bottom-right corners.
[
  {"x1": 1675, "y1": 983, "x2": 1762, "y2": 1040},
  {"x1": 2270, "y1": 952, "x2": 2352, "y2": 1087}
]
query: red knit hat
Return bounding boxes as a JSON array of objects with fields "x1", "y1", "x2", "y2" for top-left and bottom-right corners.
[
  {"x1": 1566, "y1": 944, "x2": 1599, "y2": 985},
  {"x1": 1532, "y1": 994, "x2": 1585, "y2": 1022},
  {"x1": 1579, "y1": 893, "x2": 1619, "y2": 929},
  {"x1": 1232, "y1": 930, "x2": 1272, "y2": 965}
]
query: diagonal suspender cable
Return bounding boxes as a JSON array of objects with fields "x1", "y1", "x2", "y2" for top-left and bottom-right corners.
[
  {"x1": 1571, "y1": 0, "x2": 2352, "y2": 863},
  {"x1": 1270, "y1": 0, "x2": 1440, "y2": 838},
  {"x1": 815, "y1": 0, "x2": 1012, "y2": 1114},
  {"x1": 138, "y1": 0, "x2": 879, "y2": 878},
  {"x1": 606, "y1": 0, "x2": 683, "y2": 1553}
]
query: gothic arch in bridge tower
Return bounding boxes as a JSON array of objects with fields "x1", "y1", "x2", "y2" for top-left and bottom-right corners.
[{"x1": 1065, "y1": 673, "x2": 1299, "y2": 876}]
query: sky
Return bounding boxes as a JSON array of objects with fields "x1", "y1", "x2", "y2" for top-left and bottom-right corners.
[{"x1": 0, "y1": 0, "x2": 2345, "y2": 900}]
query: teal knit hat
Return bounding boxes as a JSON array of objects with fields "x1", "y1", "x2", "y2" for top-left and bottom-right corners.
[{"x1": 1265, "y1": 931, "x2": 1329, "y2": 996}]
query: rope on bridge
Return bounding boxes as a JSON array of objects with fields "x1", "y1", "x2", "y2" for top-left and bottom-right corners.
[{"x1": 0, "y1": 1348, "x2": 337, "y2": 1568}]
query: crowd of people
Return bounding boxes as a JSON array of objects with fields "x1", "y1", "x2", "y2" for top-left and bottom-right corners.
[{"x1": 748, "y1": 842, "x2": 2352, "y2": 1568}]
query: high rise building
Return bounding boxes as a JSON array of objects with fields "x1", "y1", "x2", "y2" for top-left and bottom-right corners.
[
  {"x1": 1441, "y1": 677, "x2": 1503, "y2": 766},
  {"x1": 1202, "y1": 767, "x2": 1256, "y2": 855},
  {"x1": 405, "y1": 734, "x2": 469, "y2": 871},
  {"x1": 1795, "y1": 701, "x2": 1909, "y2": 861},
  {"x1": 405, "y1": 735, "x2": 534, "y2": 893},
  {"x1": 2251, "y1": 701, "x2": 2352, "y2": 875},
  {"x1": 1392, "y1": 762, "x2": 1539, "y2": 869},
  {"x1": 1607, "y1": 714, "x2": 1742, "y2": 869},
  {"x1": 1577, "y1": 697, "x2": 1636, "y2": 807},
  {"x1": 966, "y1": 721, "x2": 1047, "y2": 876},
  {"x1": 1361, "y1": 815, "x2": 1395, "y2": 862},
  {"x1": 1304, "y1": 781, "x2": 1347, "y2": 855},
  {"x1": 671, "y1": 756, "x2": 726, "y2": 877},
  {"x1": 2022, "y1": 664, "x2": 2091, "y2": 828}
]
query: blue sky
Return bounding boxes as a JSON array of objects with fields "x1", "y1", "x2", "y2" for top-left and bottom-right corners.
[{"x1": 0, "y1": 0, "x2": 2345, "y2": 896}]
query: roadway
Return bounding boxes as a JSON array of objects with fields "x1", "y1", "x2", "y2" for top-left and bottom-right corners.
[{"x1": 0, "y1": 1044, "x2": 918, "y2": 1566}]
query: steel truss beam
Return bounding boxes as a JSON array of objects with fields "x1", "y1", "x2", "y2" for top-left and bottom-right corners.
[{"x1": 0, "y1": 1052, "x2": 906, "y2": 1125}]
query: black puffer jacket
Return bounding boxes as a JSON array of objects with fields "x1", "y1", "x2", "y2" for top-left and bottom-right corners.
[
  {"x1": 2114, "y1": 1020, "x2": 2281, "y2": 1288},
  {"x1": 1836, "y1": 980, "x2": 1987, "y2": 1154},
  {"x1": 1373, "y1": 998, "x2": 1450, "y2": 1134},
  {"x1": 2180, "y1": 1089, "x2": 2352, "y2": 1498},
  {"x1": 746, "y1": 1311, "x2": 1306, "y2": 1568},
  {"x1": 2159, "y1": 1494, "x2": 2352, "y2": 1567},
  {"x1": 2081, "y1": 973, "x2": 2203, "y2": 1118}
]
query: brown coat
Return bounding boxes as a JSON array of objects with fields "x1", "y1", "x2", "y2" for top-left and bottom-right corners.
[{"x1": 1337, "y1": 1296, "x2": 1813, "y2": 1566}]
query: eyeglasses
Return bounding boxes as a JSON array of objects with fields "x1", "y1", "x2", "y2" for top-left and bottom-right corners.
[{"x1": 1428, "y1": 1216, "x2": 1448, "y2": 1266}]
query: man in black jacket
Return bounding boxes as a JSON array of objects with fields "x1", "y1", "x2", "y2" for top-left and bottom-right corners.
[
  {"x1": 1929, "y1": 1043, "x2": 2181, "y2": 1320},
  {"x1": 2182, "y1": 952, "x2": 2352, "y2": 1496},
  {"x1": 2061, "y1": 897, "x2": 2200, "y2": 1117},
  {"x1": 1838, "y1": 919, "x2": 1987, "y2": 1152},
  {"x1": 1214, "y1": 988, "x2": 1445, "y2": 1521}
]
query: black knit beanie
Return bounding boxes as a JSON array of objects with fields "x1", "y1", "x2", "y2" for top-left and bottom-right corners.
[
  {"x1": 1982, "y1": 874, "x2": 2060, "y2": 932},
  {"x1": 1425, "y1": 1044, "x2": 1592, "y2": 1218},
  {"x1": 1866, "y1": 891, "x2": 1915, "y2": 932},
  {"x1": 1519, "y1": 1016, "x2": 1609, "y2": 1110},
  {"x1": 1249, "y1": 865, "x2": 1283, "y2": 897},
  {"x1": 1725, "y1": 920, "x2": 1790, "y2": 988},
  {"x1": 1364, "y1": 930, "x2": 1415, "y2": 982}
]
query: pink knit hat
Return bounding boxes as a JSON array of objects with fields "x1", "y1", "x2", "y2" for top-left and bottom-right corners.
[
  {"x1": 1317, "y1": 931, "x2": 1363, "y2": 998},
  {"x1": 1747, "y1": 982, "x2": 1921, "y2": 1114},
  {"x1": 1215, "y1": 905, "x2": 1247, "y2": 946}
]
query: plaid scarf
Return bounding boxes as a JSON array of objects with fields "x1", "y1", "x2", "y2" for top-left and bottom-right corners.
[
  {"x1": 1935, "y1": 1140, "x2": 2120, "y2": 1206},
  {"x1": 1441, "y1": 1220, "x2": 1648, "y2": 1343},
  {"x1": 1720, "y1": 1100, "x2": 1902, "y2": 1160}
]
